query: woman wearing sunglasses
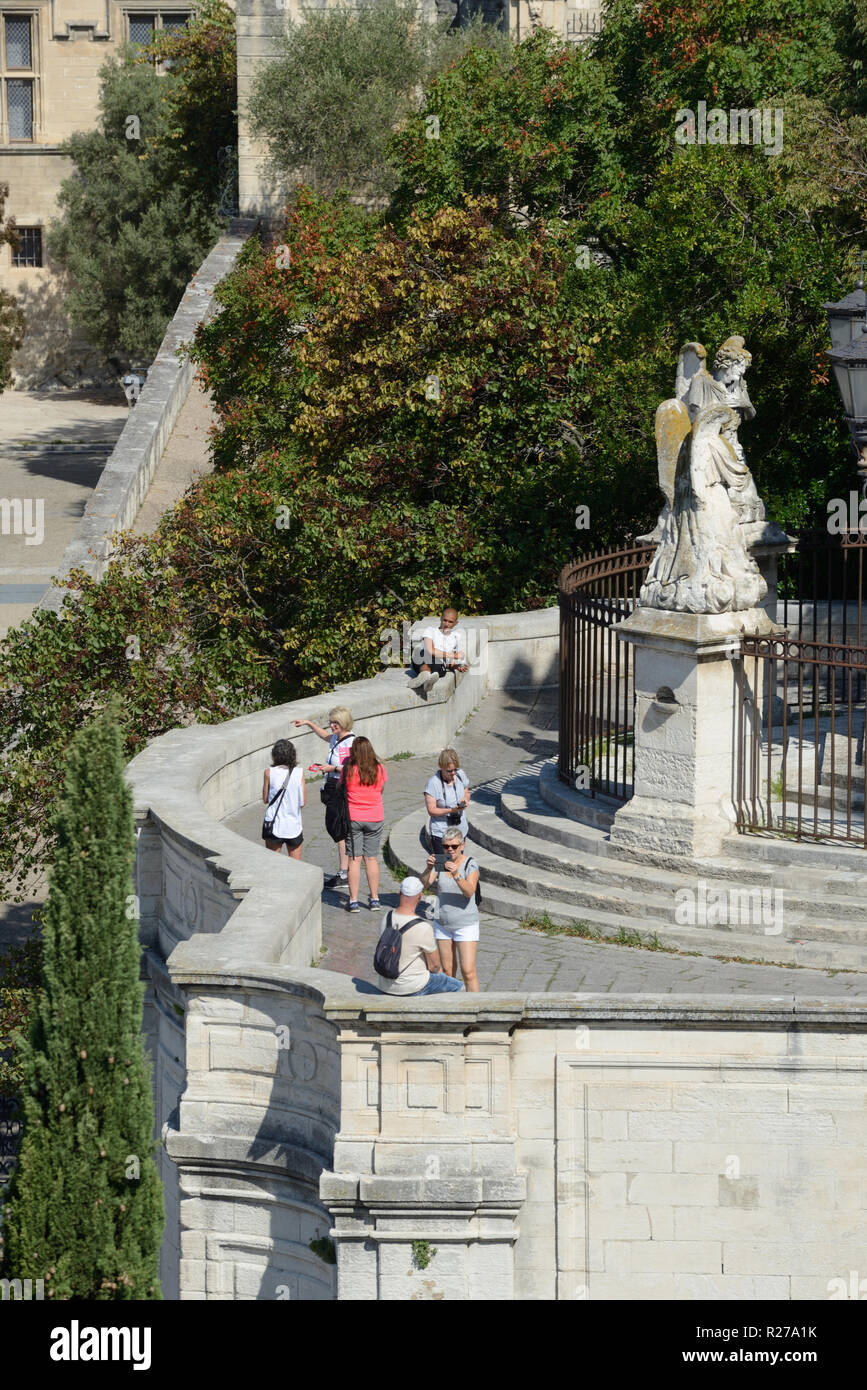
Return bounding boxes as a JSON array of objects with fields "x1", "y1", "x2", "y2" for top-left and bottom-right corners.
[{"x1": 421, "y1": 827, "x2": 480, "y2": 992}]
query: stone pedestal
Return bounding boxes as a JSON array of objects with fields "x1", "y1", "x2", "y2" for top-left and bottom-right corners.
[{"x1": 610, "y1": 606, "x2": 778, "y2": 859}]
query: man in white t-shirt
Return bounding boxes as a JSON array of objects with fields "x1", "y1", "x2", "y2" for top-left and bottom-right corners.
[
  {"x1": 375, "y1": 876, "x2": 464, "y2": 995},
  {"x1": 407, "y1": 607, "x2": 468, "y2": 693}
]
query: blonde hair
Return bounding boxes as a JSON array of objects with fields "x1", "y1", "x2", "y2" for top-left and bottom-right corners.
[
  {"x1": 437, "y1": 747, "x2": 460, "y2": 771},
  {"x1": 328, "y1": 706, "x2": 353, "y2": 732}
]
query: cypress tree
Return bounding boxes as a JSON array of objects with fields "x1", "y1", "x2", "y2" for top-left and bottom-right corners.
[{"x1": 1, "y1": 705, "x2": 163, "y2": 1298}]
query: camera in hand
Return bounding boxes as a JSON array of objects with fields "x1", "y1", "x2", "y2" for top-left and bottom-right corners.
[
  {"x1": 446, "y1": 809, "x2": 462, "y2": 826},
  {"x1": 434, "y1": 853, "x2": 448, "y2": 871}
]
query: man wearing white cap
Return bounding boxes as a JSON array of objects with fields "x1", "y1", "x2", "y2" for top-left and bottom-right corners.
[{"x1": 374, "y1": 876, "x2": 465, "y2": 995}]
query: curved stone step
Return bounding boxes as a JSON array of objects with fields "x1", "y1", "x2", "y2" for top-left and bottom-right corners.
[
  {"x1": 386, "y1": 813, "x2": 867, "y2": 969},
  {"x1": 476, "y1": 881, "x2": 867, "y2": 973},
  {"x1": 494, "y1": 778, "x2": 771, "y2": 886},
  {"x1": 724, "y1": 829, "x2": 867, "y2": 875},
  {"x1": 485, "y1": 771, "x2": 867, "y2": 909},
  {"x1": 387, "y1": 807, "x2": 867, "y2": 951},
  {"x1": 469, "y1": 811, "x2": 867, "y2": 934}
]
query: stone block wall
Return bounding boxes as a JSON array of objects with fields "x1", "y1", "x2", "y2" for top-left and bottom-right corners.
[
  {"x1": 321, "y1": 996, "x2": 867, "y2": 1300},
  {"x1": 164, "y1": 974, "x2": 341, "y2": 1300}
]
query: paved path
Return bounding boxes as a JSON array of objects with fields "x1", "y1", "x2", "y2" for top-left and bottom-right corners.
[
  {"x1": 0, "y1": 387, "x2": 127, "y2": 637},
  {"x1": 223, "y1": 689, "x2": 867, "y2": 997},
  {"x1": 132, "y1": 379, "x2": 216, "y2": 537}
]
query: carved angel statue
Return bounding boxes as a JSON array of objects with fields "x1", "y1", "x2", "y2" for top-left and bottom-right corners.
[
  {"x1": 639, "y1": 402, "x2": 767, "y2": 614},
  {"x1": 647, "y1": 336, "x2": 766, "y2": 545}
]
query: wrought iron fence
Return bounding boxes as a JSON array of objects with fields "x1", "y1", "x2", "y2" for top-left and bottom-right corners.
[
  {"x1": 777, "y1": 527, "x2": 867, "y2": 705},
  {"x1": 558, "y1": 543, "x2": 654, "y2": 799},
  {"x1": 736, "y1": 631, "x2": 867, "y2": 844},
  {"x1": 560, "y1": 529, "x2": 867, "y2": 838}
]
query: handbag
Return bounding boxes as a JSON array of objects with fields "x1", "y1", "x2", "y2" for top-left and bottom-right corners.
[
  {"x1": 320, "y1": 735, "x2": 353, "y2": 804},
  {"x1": 262, "y1": 768, "x2": 292, "y2": 840},
  {"x1": 324, "y1": 765, "x2": 351, "y2": 843}
]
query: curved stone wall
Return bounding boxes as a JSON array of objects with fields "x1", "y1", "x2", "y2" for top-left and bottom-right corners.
[{"x1": 128, "y1": 607, "x2": 557, "y2": 1297}]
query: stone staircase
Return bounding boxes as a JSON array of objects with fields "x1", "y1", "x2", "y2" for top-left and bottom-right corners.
[{"x1": 386, "y1": 759, "x2": 867, "y2": 971}]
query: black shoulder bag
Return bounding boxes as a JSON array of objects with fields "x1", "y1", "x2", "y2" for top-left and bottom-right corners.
[
  {"x1": 320, "y1": 736, "x2": 352, "y2": 805},
  {"x1": 262, "y1": 768, "x2": 291, "y2": 841},
  {"x1": 324, "y1": 765, "x2": 351, "y2": 843}
]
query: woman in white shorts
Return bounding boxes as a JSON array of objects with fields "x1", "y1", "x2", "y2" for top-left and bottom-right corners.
[{"x1": 421, "y1": 826, "x2": 480, "y2": 992}]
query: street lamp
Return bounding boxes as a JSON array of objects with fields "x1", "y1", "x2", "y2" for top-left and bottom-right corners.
[{"x1": 825, "y1": 262, "x2": 867, "y2": 480}]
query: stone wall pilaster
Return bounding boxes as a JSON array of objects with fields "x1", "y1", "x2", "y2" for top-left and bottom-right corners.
[{"x1": 320, "y1": 1013, "x2": 526, "y2": 1299}]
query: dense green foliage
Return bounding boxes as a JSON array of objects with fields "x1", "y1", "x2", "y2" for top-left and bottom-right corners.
[
  {"x1": 0, "y1": 183, "x2": 26, "y2": 389},
  {"x1": 1, "y1": 0, "x2": 865, "y2": 898},
  {"x1": 1, "y1": 710, "x2": 163, "y2": 1298},
  {"x1": 0, "y1": 940, "x2": 41, "y2": 1100},
  {"x1": 248, "y1": 1, "x2": 510, "y2": 199},
  {"x1": 48, "y1": 3, "x2": 236, "y2": 369}
]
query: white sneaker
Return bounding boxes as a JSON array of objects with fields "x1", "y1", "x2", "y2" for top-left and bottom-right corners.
[
  {"x1": 423, "y1": 671, "x2": 441, "y2": 693},
  {"x1": 408, "y1": 670, "x2": 430, "y2": 690}
]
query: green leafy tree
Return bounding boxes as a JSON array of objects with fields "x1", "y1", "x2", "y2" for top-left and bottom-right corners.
[
  {"x1": 0, "y1": 183, "x2": 25, "y2": 390},
  {"x1": 139, "y1": 0, "x2": 237, "y2": 206},
  {"x1": 594, "y1": 0, "x2": 847, "y2": 170},
  {"x1": 388, "y1": 30, "x2": 623, "y2": 229},
  {"x1": 0, "y1": 941, "x2": 41, "y2": 1102},
  {"x1": 48, "y1": 8, "x2": 235, "y2": 369},
  {"x1": 191, "y1": 188, "x2": 375, "y2": 471},
  {"x1": 247, "y1": 0, "x2": 510, "y2": 199},
  {"x1": 1, "y1": 706, "x2": 163, "y2": 1299}
]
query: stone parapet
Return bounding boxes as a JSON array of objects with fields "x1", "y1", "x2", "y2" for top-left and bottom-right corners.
[
  {"x1": 129, "y1": 609, "x2": 558, "y2": 1296},
  {"x1": 38, "y1": 219, "x2": 258, "y2": 609}
]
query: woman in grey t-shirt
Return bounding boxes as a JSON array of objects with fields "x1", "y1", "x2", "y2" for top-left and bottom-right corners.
[
  {"x1": 420, "y1": 826, "x2": 480, "y2": 992},
  {"x1": 424, "y1": 748, "x2": 470, "y2": 855}
]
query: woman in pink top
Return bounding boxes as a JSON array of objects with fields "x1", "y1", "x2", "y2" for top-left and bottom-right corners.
[{"x1": 343, "y1": 736, "x2": 388, "y2": 913}]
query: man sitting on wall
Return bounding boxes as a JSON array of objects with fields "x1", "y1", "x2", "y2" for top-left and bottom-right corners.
[
  {"x1": 374, "y1": 876, "x2": 464, "y2": 995},
  {"x1": 407, "y1": 607, "x2": 469, "y2": 693}
]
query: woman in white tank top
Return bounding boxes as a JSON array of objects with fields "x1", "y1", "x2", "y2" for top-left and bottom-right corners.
[{"x1": 262, "y1": 739, "x2": 305, "y2": 858}]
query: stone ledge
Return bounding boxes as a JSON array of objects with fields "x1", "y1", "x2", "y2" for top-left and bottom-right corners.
[
  {"x1": 39, "y1": 219, "x2": 258, "y2": 611},
  {"x1": 164, "y1": 1128, "x2": 330, "y2": 1186},
  {"x1": 325, "y1": 1173, "x2": 527, "y2": 1207},
  {"x1": 157, "y1": 954, "x2": 867, "y2": 1027}
]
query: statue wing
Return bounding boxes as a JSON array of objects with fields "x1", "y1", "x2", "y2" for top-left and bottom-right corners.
[
  {"x1": 654, "y1": 398, "x2": 691, "y2": 507},
  {"x1": 675, "y1": 341, "x2": 707, "y2": 402}
]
